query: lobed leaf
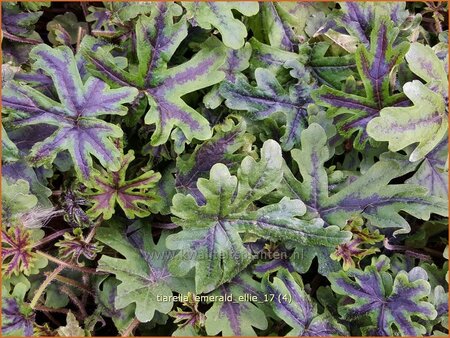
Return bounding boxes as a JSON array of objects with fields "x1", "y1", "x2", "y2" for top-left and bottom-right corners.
[
  {"x1": 221, "y1": 60, "x2": 314, "y2": 150},
  {"x1": 277, "y1": 123, "x2": 447, "y2": 236},
  {"x1": 313, "y1": 17, "x2": 409, "y2": 149},
  {"x1": 96, "y1": 221, "x2": 194, "y2": 322},
  {"x1": 205, "y1": 273, "x2": 268, "y2": 336},
  {"x1": 329, "y1": 259, "x2": 437, "y2": 336},
  {"x1": 2, "y1": 45, "x2": 138, "y2": 179},
  {"x1": 175, "y1": 117, "x2": 254, "y2": 204},
  {"x1": 84, "y1": 150, "x2": 161, "y2": 220},
  {"x1": 182, "y1": 2, "x2": 259, "y2": 49},
  {"x1": 367, "y1": 43, "x2": 449, "y2": 161},
  {"x1": 167, "y1": 139, "x2": 349, "y2": 293},
  {"x1": 264, "y1": 269, "x2": 348, "y2": 336},
  {"x1": 82, "y1": 2, "x2": 227, "y2": 146}
]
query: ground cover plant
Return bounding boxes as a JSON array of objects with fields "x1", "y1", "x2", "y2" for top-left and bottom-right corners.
[{"x1": 1, "y1": 1, "x2": 449, "y2": 336}]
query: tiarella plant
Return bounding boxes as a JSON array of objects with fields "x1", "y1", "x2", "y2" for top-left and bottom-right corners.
[{"x1": 1, "y1": 1, "x2": 448, "y2": 337}]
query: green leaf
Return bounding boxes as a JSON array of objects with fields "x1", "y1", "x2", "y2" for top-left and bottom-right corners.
[
  {"x1": 367, "y1": 43, "x2": 448, "y2": 161},
  {"x1": 263, "y1": 269, "x2": 348, "y2": 336},
  {"x1": 1, "y1": 178, "x2": 38, "y2": 226},
  {"x1": 405, "y1": 135, "x2": 448, "y2": 199},
  {"x1": 56, "y1": 311, "x2": 85, "y2": 336},
  {"x1": 20, "y1": 2, "x2": 50, "y2": 12},
  {"x1": 2, "y1": 126, "x2": 21, "y2": 163},
  {"x1": 2, "y1": 44, "x2": 139, "y2": 179},
  {"x1": 82, "y1": 2, "x2": 227, "y2": 146},
  {"x1": 329, "y1": 258, "x2": 437, "y2": 336},
  {"x1": 86, "y1": 2, "x2": 153, "y2": 38},
  {"x1": 46, "y1": 12, "x2": 88, "y2": 46},
  {"x1": 220, "y1": 60, "x2": 314, "y2": 150},
  {"x1": 175, "y1": 117, "x2": 255, "y2": 203},
  {"x1": 2, "y1": 282, "x2": 35, "y2": 336},
  {"x1": 93, "y1": 276, "x2": 135, "y2": 333},
  {"x1": 84, "y1": 149, "x2": 161, "y2": 220},
  {"x1": 182, "y1": 2, "x2": 259, "y2": 49},
  {"x1": 170, "y1": 292, "x2": 205, "y2": 336},
  {"x1": 276, "y1": 124, "x2": 447, "y2": 235},
  {"x1": 203, "y1": 40, "x2": 252, "y2": 109},
  {"x1": 312, "y1": 16, "x2": 409, "y2": 149},
  {"x1": 2, "y1": 226, "x2": 48, "y2": 277},
  {"x1": 248, "y1": 37, "x2": 308, "y2": 80},
  {"x1": 308, "y1": 42, "x2": 356, "y2": 88},
  {"x1": 95, "y1": 221, "x2": 194, "y2": 322},
  {"x1": 167, "y1": 139, "x2": 349, "y2": 293},
  {"x1": 205, "y1": 272, "x2": 268, "y2": 336},
  {"x1": 247, "y1": 2, "x2": 297, "y2": 51}
]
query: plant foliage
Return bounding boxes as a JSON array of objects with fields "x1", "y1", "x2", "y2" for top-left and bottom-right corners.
[{"x1": 1, "y1": 1, "x2": 448, "y2": 336}]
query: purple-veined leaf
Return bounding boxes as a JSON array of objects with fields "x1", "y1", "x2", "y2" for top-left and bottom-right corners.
[
  {"x1": 252, "y1": 242, "x2": 295, "y2": 277},
  {"x1": 204, "y1": 272, "x2": 268, "y2": 336},
  {"x1": 93, "y1": 276, "x2": 135, "y2": 334},
  {"x1": 167, "y1": 140, "x2": 349, "y2": 293},
  {"x1": 55, "y1": 228, "x2": 102, "y2": 262},
  {"x1": 264, "y1": 269, "x2": 348, "y2": 336},
  {"x1": 203, "y1": 40, "x2": 252, "y2": 109},
  {"x1": 82, "y1": 2, "x2": 226, "y2": 146},
  {"x1": 2, "y1": 227, "x2": 34, "y2": 276},
  {"x1": 1, "y1": 226, "x2": 48, "y2": 277},
  {"x1": 169, "y1": 292, "x2": 205, "y2": 336},
  {"x1": 84, "y1": 149, "x2": 161, "y2": 220},
  {"x1": 406, "y1": 135, "x2": 448, "y2": 198},
  {"x1": 313, "y1": 17, "x2": 410, "y2": 149},
  {"x1": 86, "y1": 2, "x2": 153, "y2": 38},
  {"x1": 367, "y1": 42, "x2": 449, "y2": 162},
  {"x1": 247, "y1": 2, "x2": 298, "y2": 52},
  {"x1": 248, "y1": 37, "x2": 308, "y2": 79},
  {"x1": 273, "y1": 123, "x2": 446, "y2": 274},
  {"x1": 337, "y1": 2, "x2": 410, "y2": 44},
  {"x1": 330, "y1": 216, "x2": 383, "y2": 271},
  {"x1": 221, "y1": 60, "x2": 314, "y2": 150},
  {"x1": 175, "y1": 117, "x2": 254, "y2": 204},
  {"x1": 96, "y1": 221, "x2": 194, "y2": 323},
  {"x1": 2, "y1": 45, "x2": 138, "y2": 179},
  {"x1": 2, "y1": 127, "x2": 53, "y2": 207},
  {"x1": 308, "y1": 42, "x2": 356, "y2": 88},
  {"x1": 60, "y1": 189, "x2": 91, "y2": 228},
  {"x1": 285, "y1": 113, "x2": 447, "y2": 236},
  {"x1": 1, "y1": 2, "x2": 42, "y2": 41},
  {"x1": 429, "y1": 285, "x2": 449, "y2": 333},
  {"x1": 2, "y1": 283, "x2": 35, "y2": 337},
  {"x1": 1, "y1": 2, "x2": 43, "y2": 64},
  {"x1": 330, "y1": 238, "x2": 376, "y2": 271},
  {"x1": 46, "y1": 12, "x2": 88, "y2": 47},
  {"x1": 2, "y1": 298, "x2": 34, "y2": 337},
  {"x1": 329, "y1": 258, "x2": 437, "y2": 336},
  {"x1": 2, "y1": 4, "x2": 448, "y2": 336}
]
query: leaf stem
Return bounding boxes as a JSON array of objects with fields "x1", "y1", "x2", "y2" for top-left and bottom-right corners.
[
  {"x1": 383, "y1": 238, "x2": 432, "y2": 260},
  {"x1": 36, "y1": 250, "x2": 105, "y2": 274},
  {"x1": 85, "y1": 216, "x2": 103, "y2": 243},
  {"x1": 30, "y1": 265, "x2": 65, "y2": 309},
  {"x1": 152, "y1": 222, "x2": 179, "y2": 229},
  {"x1": 2, "y1": 31, "x2": 42, "y2": 44},
  {"x1": 121, "y1": 317, "x2": 140, "y2": 337},
  {"x1": 60, "y1": 286, "x2": 87, "y2": 319},
  {"x1": 34, "y1": 304, "x2": 69, "y2": 315},
  {"x1": 48, "y1": 273, "x2": 94, "y2": 295},
  {"x1": 32, "y1": 229, "x2": 70, "y2": 248}
]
